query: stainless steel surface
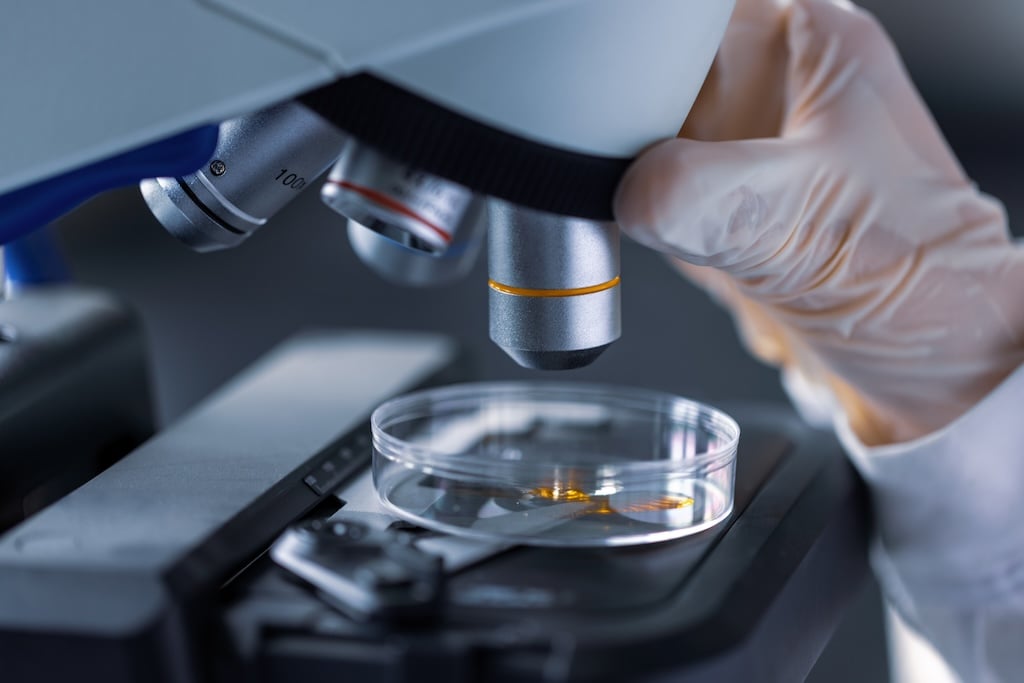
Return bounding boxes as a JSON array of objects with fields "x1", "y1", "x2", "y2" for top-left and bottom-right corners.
[
  {"x1": 488, "y1": 199, "x2": 621, "y2": 370},
  {"x1": 140, "y1": 176, "x2": 245, "y2": 251},
  {"x1": 489, "y1": 286, "x2": 620, "y2": 370},
  {"x1": 322, "y1": 141, "x2": 474, "y2": 252},
  {"x1": 346, "y1": 196, "x2": 486, "y2": 287},
  {"x1": 488, "y1": 200, "x2": 620, "y2": 289},
  {"x1": 141, "y1": 101, "x2": 346, "y2": 252}
]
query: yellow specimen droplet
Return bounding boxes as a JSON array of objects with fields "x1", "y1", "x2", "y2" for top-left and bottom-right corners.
[
  {"x1": 530, "y1": 486, "x2": 592, "y2": 503},
  {"x1": 618, "y1": 496, "x2": 695, "y2": 514},
  {"x1": 529, "y1": 486, "x2": 695, "y2": 517}
]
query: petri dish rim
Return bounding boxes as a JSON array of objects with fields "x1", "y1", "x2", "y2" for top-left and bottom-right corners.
[{"x1": 371, "y1": 381, "x2": 741, "y2": 477}]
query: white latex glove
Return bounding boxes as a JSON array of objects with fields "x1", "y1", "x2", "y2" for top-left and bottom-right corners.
[{"x1": 615, "y1": 0, "x2": 1024, "y2": 447}]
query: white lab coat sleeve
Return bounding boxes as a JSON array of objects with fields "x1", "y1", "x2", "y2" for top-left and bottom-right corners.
[{"x1": 784, "y1": 363, "x2": 1024, "y2": 682}]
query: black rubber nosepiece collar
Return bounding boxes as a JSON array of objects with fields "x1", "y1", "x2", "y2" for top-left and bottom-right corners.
[{"x1": 300, "y1": 74, "x2": 633, "y2": 221}]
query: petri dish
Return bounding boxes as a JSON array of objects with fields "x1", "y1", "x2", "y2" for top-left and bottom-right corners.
[{"x1": 371, "y1": 382, "x2": 740, "y2": 547}]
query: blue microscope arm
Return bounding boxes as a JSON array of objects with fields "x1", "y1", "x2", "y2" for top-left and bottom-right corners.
[{"x1": 0, "y1": 126, "x2": 218, "y2": 284}]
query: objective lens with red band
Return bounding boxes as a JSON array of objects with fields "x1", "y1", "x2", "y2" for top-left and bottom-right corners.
[{"x1": 322, "y1": 142, "x2": 474, "y2": 252}]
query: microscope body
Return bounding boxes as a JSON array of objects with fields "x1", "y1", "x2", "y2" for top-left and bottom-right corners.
[{"x1": 1, "y1": 0, "x2": 735, "y2": 368}]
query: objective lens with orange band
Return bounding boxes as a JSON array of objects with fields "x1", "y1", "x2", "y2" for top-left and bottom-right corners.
[{"x1": 488, "y1": 198, "x2": 622, "y2": 371}]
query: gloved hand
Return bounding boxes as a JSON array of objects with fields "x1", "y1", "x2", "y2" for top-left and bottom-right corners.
[{"x1": 615, "y1": 0, "x2": 1024, "y2": 446}]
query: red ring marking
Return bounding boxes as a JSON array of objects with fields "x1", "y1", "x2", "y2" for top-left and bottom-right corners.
[{"x1": 326, "y1": 179, "x2": 453, "y2": 244}]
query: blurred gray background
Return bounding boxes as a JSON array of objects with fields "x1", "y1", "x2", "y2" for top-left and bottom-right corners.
[{"x1": 46, "y1": 2, "x2": 1023, "y2": 680}]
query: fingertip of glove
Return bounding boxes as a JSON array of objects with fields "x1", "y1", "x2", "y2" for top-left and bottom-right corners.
[{"x1": 614, "y1": 138, "x2": 692, "y2": 244}]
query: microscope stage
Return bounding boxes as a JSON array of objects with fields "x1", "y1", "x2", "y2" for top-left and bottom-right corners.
[{"x1": 0, "y1": 332, "x2": 867, "y2": 683}]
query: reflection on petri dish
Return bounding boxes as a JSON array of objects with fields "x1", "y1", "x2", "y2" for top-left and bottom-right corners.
[{"x1": 371, "y1": 382, "x2": 740, "y2": 547}]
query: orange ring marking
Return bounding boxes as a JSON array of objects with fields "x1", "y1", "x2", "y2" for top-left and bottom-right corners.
[{"x1": 488, "y1": 276, "x2": 621, "y2": 298}]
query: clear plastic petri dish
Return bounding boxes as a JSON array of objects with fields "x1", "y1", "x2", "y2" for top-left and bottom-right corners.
[{"x1": 371, "y1": 382, "x2": 740, "y2": 547}]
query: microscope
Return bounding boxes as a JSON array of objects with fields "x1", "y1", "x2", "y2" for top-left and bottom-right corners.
[
  {"x1": 0, "y1": 2, "x2": 872, "y2": 681},
  {"x1": 133, "y1": 6, "x2": 739, "y2": 370},
  {"x1": 3, "y1": 0, "x2": 739, "y2": 370}
]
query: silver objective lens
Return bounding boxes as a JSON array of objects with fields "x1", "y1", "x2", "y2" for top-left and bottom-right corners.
[
  {"x1": 321, "y1": 142, "x2": 474, "y2": 254},
  {"x1": 346, "y1": 196, "x2": 486, "y2": 287},
  {"x1": 141, "y1": 101, "x2": 347, "y2": 252},
  {"x1": 488, "y1": 199, "x2": 621, "y2": 370}
]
